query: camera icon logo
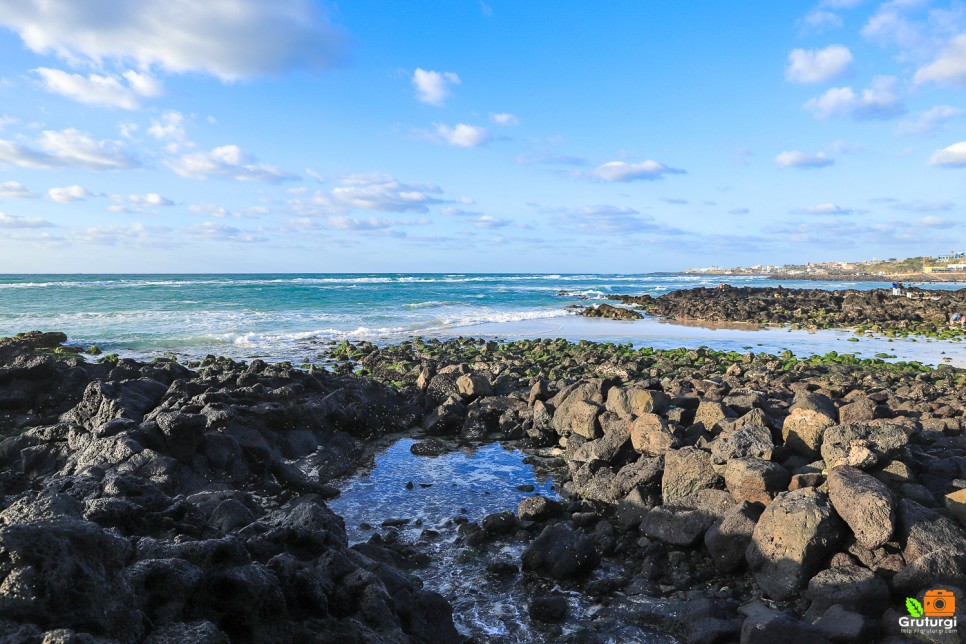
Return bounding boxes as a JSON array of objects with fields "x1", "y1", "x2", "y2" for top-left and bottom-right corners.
[{"x1": 924, "y1": 589, "x2": 956, "y2": 617}]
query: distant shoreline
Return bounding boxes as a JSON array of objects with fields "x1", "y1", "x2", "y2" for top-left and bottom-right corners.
[{"x1": 766, "y1": 272, "x2": 966, "y2": 283}]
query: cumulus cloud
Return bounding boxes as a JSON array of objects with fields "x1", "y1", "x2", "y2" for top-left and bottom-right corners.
[
  {"x1": 48, "y1": 185, "x2": 91, "y2": 203},
  {"x1": 185, "y1": 222, "x2": 266, "y2": 243},
  {"x1": 915, "y1": 34, "x2": 966, "y2": 86},
  {"x1": 0, "y1": 212, "x2": 53, "y2": 228},
  {"x1": 130, "y1": 193, "x2": 173, "y2": 207},
  {"x1": 785, "y1": 45, "x2": 853, "y2": 83},
  {"x1": 434, "y1": 123, "x2": 490, "y2": 148},
  {"x1": 33, "y1": 68, "x2": 162, "y2": 109},
  {"x1": 489, "y1": 112, "x2": 520, "y2": 126},
  {"x1": 774, "y1": 150, "x2": 835, "y2": 169},
  {"x1": 292, "y1": 173, "x2": 446, "y2": 216},
  {"x1": 929, "y1": 141, "x2": 966, "y2": 167},
  {"x1": 0, "y1": 181, "x2": 35, "y2": 198},
  {"x1": 412, "y1": 69, "x2": 460, "y2": 106},
  {"x1": 189, "y1": 203, "x2": 233, "y2": 218},
  {"x1": 804, "y1": 76, "x2": 905, "y2": 120},
  {"x1": 148, "y1": 111, "x2": 188, "y2": 142},
  {"x1": 888, "y1": 199, "x2": 954, "y2": 212},
  {"x1": 0, "y1": 129, "x2": 140, "y2": 171},
  {"x1": 550, "y1": 204, "x2": 685, "y2": 236},
  {"x1": 793, "y1": 203, "x2": 856, "y2": 215},
  {"x1": 590, "y1": 160, "x2": 686, "y2": 182},
  {"x1": 0, "y1": 0, "x2": 348, "y2": 81},
  {"x1": 803, "y1": 10, "x2": 844, "y2": 31},
  {"x1": 897, "y1": 105, "x2": 965, "y2": 135},
  {"x1": 474, "y1": 215, "x2": 510, "y2": 229},
  {"x1": 168, "y1": 145, "x2": 297, "y2": 182}
]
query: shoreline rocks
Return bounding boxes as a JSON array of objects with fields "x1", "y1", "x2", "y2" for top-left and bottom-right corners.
[{"x1": 2, "y1": 330, "x2": 965, "y2": 641}]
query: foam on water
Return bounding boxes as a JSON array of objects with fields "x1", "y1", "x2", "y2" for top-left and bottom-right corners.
[{"x1": 1, "y1": 273, "x2": 963, "y2": 366}]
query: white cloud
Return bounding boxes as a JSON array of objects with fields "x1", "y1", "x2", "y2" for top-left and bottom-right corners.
[
  {"x1": 0, "y1": 129, "x2": 141, "y2": 171},
  {"x1": 0, "y1": 0, "x2": 347, "y2": 81},
  {"x1": 803, "y1": 10, "x2": 844, "y2": 31},
  {"x1": 729, "y1": 208, "x2": 750, "y2": 215},
  {"x1": 794, "y1": 203, "x2": 856, "y2": 215},
  {"x1": 73, "y1": 222, "x2": 171, "y2": 247},
  {"x1": 897, "y1": 105, "x2": 965, "y2": 135},
  {"x1": 0, "y1": 212, "x2": 53, "y2": 228},
  {"x1": 412, "y1": 69, "x2": 461, "y2": 106},
  {"x1": 489, "y1": 112, "x2": 520, "y2": 126},
  {"x1": 929, "y1": 141, "x2": 966, "y2": 167},
  {"x1": 185, "y1": 222, "x2": 266, "y2": 243},
  {"x1": 130, "y1": 193, "x2": 173, "y2": 207},
  {"x1": 290, "y1": 174, "x2": 446, "y2": 218},
  {"x1": 148, "y1": 111, "x2": 188, "y2": 141},
  {"x1": 785, "y1": 45, "x2": 853, "y2": 83},
  {"x1": 33, "y1": 68, "x2": 162, "y2": 109},
  {"x1": 551, "y1": 204, "x2": 685, "y2": 236},
  {"x1": 590, "y1": 160, "x2": 686, "y2": 182},
  {"x1": 168, "y1": 145, "x2": 297, "y2": 183},
  {"x1": 474, "y1": 215, "x2": 510, "y2": 229},
  {"x1": 804, "y1": 76, "x2": 904, "y2": 120},
  {"x1": 434, "y1": 123, "x2": 489, "y2": 148},
  {"x1": 915, "y1": 34, "x2": 966, "y2": 86},
  {"x1": 821, "y1": 0, "x2": 865, "y2": 9},
  {"x1": 889, "y1": 199, "x2": 954, "y2": 212},
  {"x1": 0, "y1": 181, "x2": 35, "y2": 198},
  {"x1": 48, "y1": 185, "x2": 91, "y2": 203},
  {"x1": 774, "y1": 150, "x2": 835, "y2": 169},
  {"x1": 189, "y1": 203, "x2": 232, "y2": 218}
]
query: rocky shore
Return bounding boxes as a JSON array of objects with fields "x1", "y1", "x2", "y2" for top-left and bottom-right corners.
[
  {"x1": 580, "y1": 285, "x2": 966, "y2": 339},
  {"x1": 2, "y1": 330, "x2": 966, "y2": 642}
]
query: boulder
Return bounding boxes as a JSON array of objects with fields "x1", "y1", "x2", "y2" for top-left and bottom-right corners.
[
  {"x1": 805, "y1": 566, "x2": 890, "y2": 614},
  {"x1": 827, "y1": 466, "x2": 895, "y2": 550},
  {"x1": 710, "y1": 424, "x2": 773, "y2": 464},
  {"x1": 722, "y1": 389, "x2": 765, "y2": 415},
  {"x1": 704, "y1": 502, "x2": 762, "y2": 573},
  {"x1": 781, "y1": 403, "x2": 836, "y2": 459},
  {"x1": 838, "y1": 397, "x2": 877, "y2": 425},
  {"x1": 820, "y1": 424, "x2": 908, "y2": 469},
  {"x1": 517, "y1": 495, "x2": 563, "y2": 522},
  {"x1": 64, "y1": 379, "x2": 167, "y2": 430},
  {"x1": 571, "y1": 422, "x2": 632, "y2": 465},
  {"x1": 630, "y1": 413, "x2": 679, "y2": 456},
  {"x1": 897, "y1": 498, "x2": 966, "y2": 564},
  {"x1": 662, "y1": 447, "x2": 721, "y2": 503},
  {"x1": 811, "y1": 604, "x2": 874, "y2": 643},
  {"x1": 605, "y1": 386, "x2": 669, "y2": 418},
  {"x1": 724, "y1": 458, "x2": 790, "y2": 506},
  {"x1": 638, "y1": 506, "x2": 715, "y2": 546},
  {"x1": 693, "y1": 401, "x2": 736, "y2": 433},
  {"x1": 521, "y1": 524, "x2": 600, "y2": 580},
  {"x1": 0, "y1": 518, "x2": 142, "y2": 639},
  {"x1": 745, "y1": 488, "x2": 845, "y2": 601},
  {"x1": 529, "y1": 595, "x2": 568, "y2": 623},
  {"x1": 740, "y1": 607, "x2": 831, "y2": 644},
  {"x1": 456, "y1": 373, "x2": 492, "y2": 399},
  {"x1": 552, "y1": 397, "x2": 602, "y2": 440}
]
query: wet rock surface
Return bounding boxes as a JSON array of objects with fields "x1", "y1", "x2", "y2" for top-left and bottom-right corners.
[
  {"x1": 612, "y1": 285, "x2": 966, "y2": 338},
  {"x1": 1, "y1": 330, "x2": 965, "y2": 642}
]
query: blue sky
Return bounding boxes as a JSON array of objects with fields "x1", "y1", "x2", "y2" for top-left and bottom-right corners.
[{"x1": 0, "y1": 0, "x2": 964, "y2": 273}]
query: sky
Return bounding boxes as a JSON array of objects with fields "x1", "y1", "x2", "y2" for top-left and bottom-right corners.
[{"x1": 0, "y1": 0, "x2": 964, "y2": 273}]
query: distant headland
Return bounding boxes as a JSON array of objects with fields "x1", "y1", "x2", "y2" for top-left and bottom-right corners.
[{"x1": 686, "y1": 251, "x2": 966, "y2": 282}]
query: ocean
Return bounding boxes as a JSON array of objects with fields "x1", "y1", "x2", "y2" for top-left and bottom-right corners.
[{"x1": 2, "y1": 273, "x2": 964, "y2": 366}]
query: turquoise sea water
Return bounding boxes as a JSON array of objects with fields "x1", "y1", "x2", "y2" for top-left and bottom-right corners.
[{"x1": 1, "y1": 273, "x2": 963, "y2": 366}]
